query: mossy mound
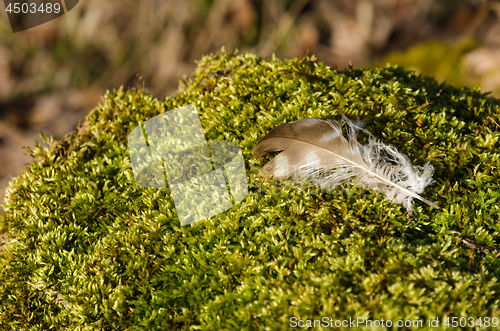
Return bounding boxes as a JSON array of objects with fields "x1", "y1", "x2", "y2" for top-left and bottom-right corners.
[{"x1": 2, "y1": 51, "x2": 500, "y2": 330}]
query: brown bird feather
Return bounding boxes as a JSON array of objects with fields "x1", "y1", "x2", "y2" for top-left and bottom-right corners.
[{"x1": 253, "y1": 118, "x2": 439, "y2": 210}]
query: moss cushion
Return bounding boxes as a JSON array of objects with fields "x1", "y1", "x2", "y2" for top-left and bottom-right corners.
[{"x1": 1, "y1": 51, "x2": 500, "y2": 330}]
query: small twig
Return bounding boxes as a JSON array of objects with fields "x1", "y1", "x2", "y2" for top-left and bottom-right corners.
[
  {"x1": 487, "y1": 116, "x2": 500, "y2": 130},
  {"x1": 458, "y1": 237, "x2": 500, "y2": 254}
]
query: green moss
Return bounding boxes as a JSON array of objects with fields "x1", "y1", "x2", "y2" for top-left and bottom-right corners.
[{"x1": 1, "y1": 50, "x2": 500, "y2": 330}]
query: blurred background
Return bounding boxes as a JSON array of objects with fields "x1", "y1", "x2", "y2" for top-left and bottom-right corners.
[{"x1": 1, "y1": 0, "x2": 500, "y2": 212}]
